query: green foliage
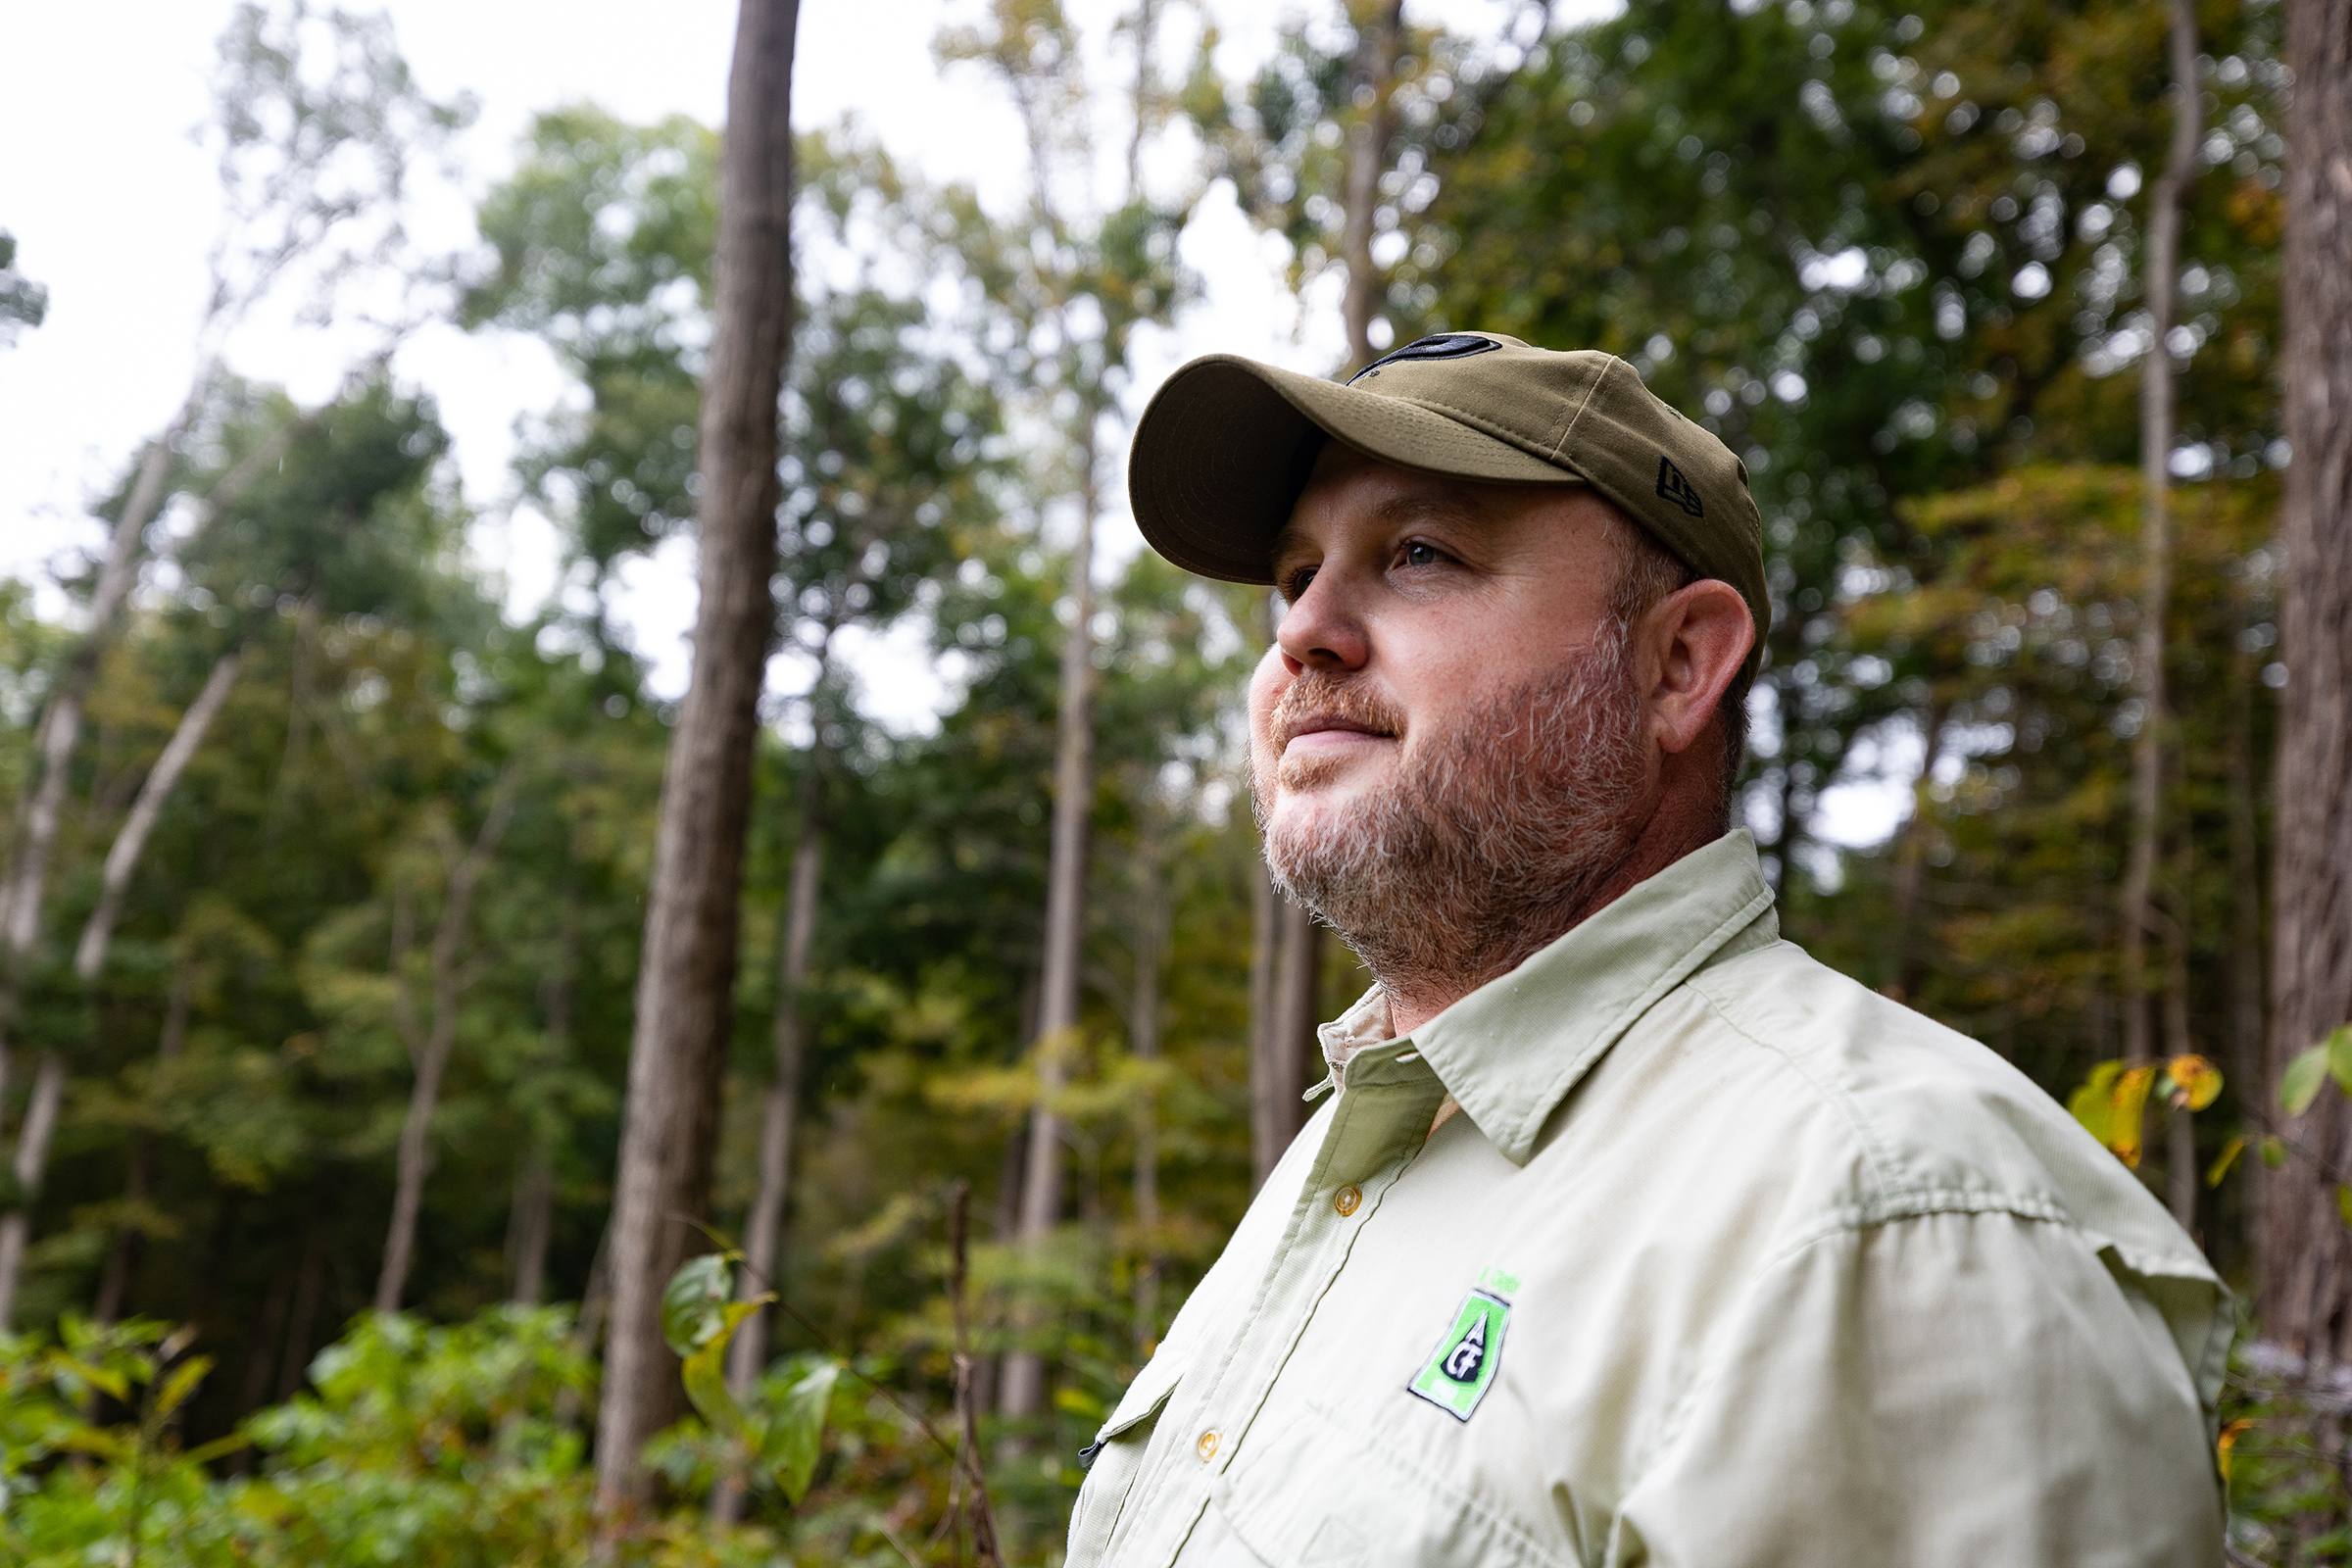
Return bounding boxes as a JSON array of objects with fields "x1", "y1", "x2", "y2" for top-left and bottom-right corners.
[{"x1": 2281, "y1": 1026, "x2": 2352, "y2": 1118}]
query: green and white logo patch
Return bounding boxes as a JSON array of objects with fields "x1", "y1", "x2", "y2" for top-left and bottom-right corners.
[{"x1": 1407, "y1": 1272, "x2": 1515, "y2": 1421}]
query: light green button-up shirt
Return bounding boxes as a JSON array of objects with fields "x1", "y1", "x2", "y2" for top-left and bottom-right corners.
[{"x1": 1069, "y1": 832, "x2": 2228, "y2": 1567}]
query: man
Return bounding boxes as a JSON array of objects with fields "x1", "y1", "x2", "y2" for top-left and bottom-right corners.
[{"x1": 1069, "y1": 333, "x2": 2228, "y2": 1566}]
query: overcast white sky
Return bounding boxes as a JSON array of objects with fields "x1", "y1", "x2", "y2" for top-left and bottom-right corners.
[
  {"x1": 0, "y1": 0, "x2": 1904, "y2": 845},
  {"x1": 0, "y1": 0, "x2": 1430, "y2": 710}
]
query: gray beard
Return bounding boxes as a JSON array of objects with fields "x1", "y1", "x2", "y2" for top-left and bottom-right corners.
[{"x1": 1254, "y1": 623, "x2": 1647, "y2": 1020}]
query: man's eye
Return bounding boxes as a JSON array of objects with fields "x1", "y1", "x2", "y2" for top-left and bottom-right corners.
[
  {"x1": 1283, "y1": 565, "x2": 1318, "y2": 600},
  {"x1": 1402, "y1": 541, "x2": 1444, "y2": 568}
]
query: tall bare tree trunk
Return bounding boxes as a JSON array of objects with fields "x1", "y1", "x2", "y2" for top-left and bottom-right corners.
[
  {"x1": 595, "y1": 0, "x2": 798, "y2": 1511},
  {"x1": 74, "y1": 648, "x2": 243, "y2": 982},
  {"x1": 710, "y1": 765, "x2": 826, "y2": 1524},
  {"x1": 2259, "y1": 0, "x2": 2352, "y2": 1358},
  {"x1": 0, "y1": 647, "x2": 245, "y2": 1329},
  {"x1": 2121, "y1": 0, "x2": 2200, "y2": 1074},
  {"x1": 1339, "y1": 0, "x2": 1406, "y2": 369},
  {"x1": 0, "y1": 1052, "x2": 63, "y2": 1329},
  {"x1": 95, "y1": 953, "x2": 195, "y2": 1325},
  {"x1": 1129, "y1": 826, "x2": 1166, "y2": 1350},
  {"x1": 1885, "y1": 702, "x2": 1950, "y2": 1004},
  {"x1": 1247, "y1": 858, "x2": 1286, "y2": 1192},
  {"x1": 375, "y1": 789, "x2": 514, "y2": 1313},
  {"x1": 2227, "y1": 641, "x2": 2266, "y2": 1268},
  {"x1": 2164, "y1": 743, "x2": 2198, "y2": 1232},
  {"x1": 508, "y1": 917, "x2": 575, "y2": 1307},
  {"x1": 1002, "y1": 419, "x2": 1101, "y2": 1422}
]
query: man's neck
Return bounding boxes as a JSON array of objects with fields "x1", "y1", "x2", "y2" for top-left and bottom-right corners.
[{"x1": 1381, "y1": 797, "x2": 1726, "y2": 1039}]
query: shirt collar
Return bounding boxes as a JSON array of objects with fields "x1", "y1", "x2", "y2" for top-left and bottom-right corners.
[{"x1": 1330, "y1": 830, "x2": 1776, "y2": 1165}]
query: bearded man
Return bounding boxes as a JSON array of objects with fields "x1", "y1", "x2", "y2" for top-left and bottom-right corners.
[{"x1": 1066, "y1": 334, "x2": 2228, "y2": 1567}]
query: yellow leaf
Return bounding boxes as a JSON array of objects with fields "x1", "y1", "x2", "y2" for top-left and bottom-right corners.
[
  {"x1": 2206, "y1": 1136, "x2": 2246, "y2": 1189},
  {"x1": 2166, "y1": 1054, "x2": 2223, "y2": 1112},
  {"x1": 2069, "y1": 1060, "x2": 2126, "y2": 1146},
  {"x1": 2218, "y1": 1418, "x2": 2253, "y2": 1482},
  {"x1": 2108, "y1": 1065, "x2": 2157, "y2": 1168}
]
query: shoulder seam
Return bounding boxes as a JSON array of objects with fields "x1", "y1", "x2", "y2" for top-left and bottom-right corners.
[{"x1": 1683, "y1": 958, "x2": 1905, "y2": 1206}]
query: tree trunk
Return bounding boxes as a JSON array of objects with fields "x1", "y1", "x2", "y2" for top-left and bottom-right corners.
[
  {"x1": 0, "y1": 649, "x2": 245, "y2": 1329},
  {"x1": 1247, "y1": 857, "x2": 1286, "y2": 1192},
  {"x1": 507, "y1": 1139, "x2": 557, "y2": 1306},
  {"x1": 73, "y1": 647, "x2": 243, "y2": 983},
  {"x1": 728, "y1": 776, "x2": 822, "y2": 1392},
  {"x1": 709, "y1": 808, "x2": 820, "y2": 1527},
  {"x1": 0, "y1": 1051, "x2": 64, "y2": 1328},
  {"x1": 2165, "y1": 767, "x2": 2198, "y2": 1233},
  {"x1": 1002, "y1": 417, "x2": 1101, "y2": 1422},
  {"x1": 375, "y1": 788, "x2": 514, "y2": 1313},
  {"x1": 2122, "y1": 0, "x2": 2200, "y2": 1072},
  {"x1": 594, "y1": 0, "x2": 798, "y2": 1510},
  {"x1": 1130, "y1": 830, "x2": 1166, "y2": 1352},
  {"x1": 1884, "y1": 701, "x2": 1949, "y2": 1004},
  {"x1": 1268, "y1": 899, "x2": 1321, "y2": 1117},
  {"x1": 2259, "y1": 0, "x2": 2352, "y2": 1358},
  {"x1": 2227, "y1": 641, "x2": 2266, "y2": 1269},
  {"x1": 1339, "y1": 0, "x2": 1406, "y2": 369},
  {"x1": 94, "y1": 951, "x2": 196, "y2": 1325}
]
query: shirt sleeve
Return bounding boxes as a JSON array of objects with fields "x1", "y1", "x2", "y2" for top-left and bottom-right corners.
[{"x1": 1609, "y1": 1206, "x2": 2225, "y2": 1568}]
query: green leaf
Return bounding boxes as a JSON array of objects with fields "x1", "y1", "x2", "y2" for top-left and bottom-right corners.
[
  {"x1": 678, "y1": 1297, "x2": 767, "y2": 1443},
  {"x1": 661, "y1": 1253, "x2": 736, "y2": 1357},
  {"x1": 2335, "y1": 1185, "x2": 2352, "y2": 1230},
  {"x1": 182, "y1": 1431, "x2": 253, "y2": 1466},
  {"x1": 154, "y1": 1354, "x2": 213, "y2": 1420},
  {"x1": 2206, "y1": 1136, "x2": 2246, "y2": 1189},
  {"x1": 2262, "y1": 1135, "x2": 2288, "y2": 1169},
  {"x1": 2327, "y1": 1025, "x2": 2352, "y2": 1093},
  {"x1": 2282, "y1": 1043, "x2": 2333, "y2": 1117},
  {"x1": 760, "y1": 1358, "x2": 841, "y2": 1504}
]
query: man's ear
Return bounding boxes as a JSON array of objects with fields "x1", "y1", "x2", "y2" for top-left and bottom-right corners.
[{"x1": 1643, "y1": 580, "x2": 1754, "y2": 756}]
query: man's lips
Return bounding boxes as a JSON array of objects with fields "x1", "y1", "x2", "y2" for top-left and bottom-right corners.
[{"x1": 1281, "y1": 714, "x2": 1396, "y2": 753}]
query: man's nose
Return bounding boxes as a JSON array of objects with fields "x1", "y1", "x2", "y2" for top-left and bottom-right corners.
[{"x1": 1275, "y1": 571, "x2": 1370, "y2": 673}]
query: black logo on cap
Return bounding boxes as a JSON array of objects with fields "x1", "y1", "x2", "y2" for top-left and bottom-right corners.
[
  {"x1": 1656, "y1": 457, "x2": 1704, "y2": 517},
  {"x1": 1348, "y1": 333, "x2": 1501, "y2": 384}
]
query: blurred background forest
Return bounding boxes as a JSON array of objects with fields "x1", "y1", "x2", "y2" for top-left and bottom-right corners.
[{"x1": 1, "y1": 0, "x2": 2348, "y2": 1561}]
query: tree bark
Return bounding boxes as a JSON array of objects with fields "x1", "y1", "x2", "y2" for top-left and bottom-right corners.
[
  {"x1": 1884, "y1": 701, "x2": 1949, "y2": 1004},
  {"x1": 0, "y1": 648, "x2": 246, "y2": 1328},
  {"x1": 710, "y1": 787, "x2": 821, "y2": 1527},
  {"x1": 2227, "y1": 640, "x2": 2266, "y2": 1267},
  {"x1": 73, "y1": 647, "x2": 243, "y2": 982},
  {"x1": 1129, "y1": 826, "x2": 1166, "y2": 1351},
  {"x1": 0, "y1": 1050, "x2": 63, "y2": 1329},
  {"x1": 2122, "y1": 0, "x2": 2200, "y2": 1072},
  {"x1": 1339, "y1": 0, "x2": 1406, "y2": 369},
  {"x1": 374, "y1": 787, "x2": 514, "y2": 1313},
  {"x1": 1002, "y1": 416, "x2": 1100, "y2": 1422},
  {"x1": 1247, "y1": 858, "x2": 1286, "y2": 1192},
  {"x1": 594, "y1": 0, "x2": 798, "y2": 1510},
  {"x1": 2259, "y1": 0, "x2": 2352, "y2": 1358},
  {"x1": 94, "y1": 954, "x2": 194, "y2": 1326}
]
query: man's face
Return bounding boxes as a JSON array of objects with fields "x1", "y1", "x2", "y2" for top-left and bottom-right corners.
[{"x1": 1248, "y1": 444, "x2": 1658, "y2": 1004}]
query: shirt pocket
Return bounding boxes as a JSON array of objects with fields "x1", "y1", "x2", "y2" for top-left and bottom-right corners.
[
  {"x1": 1209, "y1": 1393, "x2": 1574, "y2": 1568},
  {"x1": 1068, "y1": 1353, "x2": 1187, "y2": 1565}
]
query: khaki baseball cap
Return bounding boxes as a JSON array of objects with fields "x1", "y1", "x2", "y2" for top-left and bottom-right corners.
[{"x1": 1127, "y1": 331, "x2": 1770, "y2": 682}]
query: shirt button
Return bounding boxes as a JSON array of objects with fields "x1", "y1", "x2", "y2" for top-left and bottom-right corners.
[
  {"x1": 1197, "y1": 1430, "x2": 1220, "y2": 1462},
  {"x1": 1333, "y1": 1185, "x2": 1362, "y2": 1217}
]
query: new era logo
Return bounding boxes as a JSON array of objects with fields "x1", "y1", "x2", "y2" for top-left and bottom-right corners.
[{"x1": 1656, "y1": 457, "x2": 1704, "y2": 517}]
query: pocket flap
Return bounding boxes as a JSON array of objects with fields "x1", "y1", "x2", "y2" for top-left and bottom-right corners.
[{"x1": 1093, "y1": 1349, "x2": 1185, "y2": 1446}]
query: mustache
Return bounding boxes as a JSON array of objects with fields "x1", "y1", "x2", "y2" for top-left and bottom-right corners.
[{"x1": 1268, "y1": 672, "x2": 1408, "y2": 750}]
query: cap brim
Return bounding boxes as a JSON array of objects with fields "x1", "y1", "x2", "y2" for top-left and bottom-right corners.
[{"x1": 1128, "y1": 356, "x2": 1585, "y2": 584}]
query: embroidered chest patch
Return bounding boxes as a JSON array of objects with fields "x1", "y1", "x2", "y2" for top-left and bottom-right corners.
[{"x1": 1407, "y1": 1280, "x2": 1513, "y2": 1421}]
